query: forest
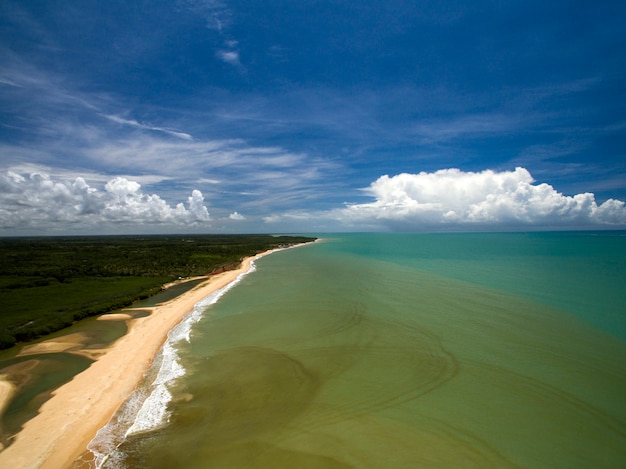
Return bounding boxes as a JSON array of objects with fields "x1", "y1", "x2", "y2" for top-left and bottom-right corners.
[{"x1": 0, "y1": 234, "x2": 315, "y2": 349}]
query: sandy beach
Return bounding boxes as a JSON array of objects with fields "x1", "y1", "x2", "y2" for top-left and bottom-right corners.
[{"x1": 0, "y1": 250, "x2": 275, "y2": 469}]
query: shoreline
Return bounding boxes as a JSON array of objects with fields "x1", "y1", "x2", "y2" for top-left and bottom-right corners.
[{"x1": 0, "y1": 247, "x2": 283, "y2": 469}]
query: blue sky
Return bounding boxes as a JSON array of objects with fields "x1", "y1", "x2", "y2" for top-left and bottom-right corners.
[{"x1": 1, "y1": 0, "x2": 625, "y2": 234}]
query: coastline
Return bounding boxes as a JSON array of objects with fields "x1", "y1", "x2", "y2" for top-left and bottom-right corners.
[{"x1": 0, "y1": 248, "x2": 281, "y2": 469}]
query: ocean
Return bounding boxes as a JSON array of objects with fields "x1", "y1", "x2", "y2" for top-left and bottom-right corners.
[{"x1": 87, "y1": 232, "x2": 626, "y2": 468}]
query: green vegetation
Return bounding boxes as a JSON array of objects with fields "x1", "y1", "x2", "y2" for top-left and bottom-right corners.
[{"x1": 0, "y1": 234, "x2": 315, "y2": 349}]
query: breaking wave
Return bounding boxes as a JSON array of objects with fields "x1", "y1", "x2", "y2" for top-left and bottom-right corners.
[{"x1": 87, "y1": 261, "x2": 258, "y2": 468}]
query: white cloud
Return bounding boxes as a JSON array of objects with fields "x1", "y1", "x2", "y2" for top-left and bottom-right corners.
[
  {"x1": 1, "y1": 125, "x2": 340, "y2": 221},
  {"x1": 229, "y1": 211, "x2": 245, "y2": 220},
  {"x1": 262, "y1": 214, "x2": 281, "y2": 224},
  {"x1": 0, "y1": 171, "x2": 212, "y2": 231},
  {"x1": 180, "y1": 0, "x2": 242, "y2": 68},
  {"x1": 333, "y1": 167, "x2": 626, "y2": 229},
  {"x1": 187, "y1": 189, "x2": 211, "y2": 221},
  {"x1": 180, "y1": 0, "x2": 232, "y2": 31},
  {"x1": 103, "y1": 114, "x2": 193, "y2": 140},
  {"x1": 412, "y1": 113, "x2": 524, "y2": 144},
  {"x1": 4, "y1": 167, "x2": 625, "y2": 234},
  {"x1": 74, "y1": 135, "x2": 337, "y2": 212},
  {"x1": 216, "y1": 50, "x2": 241, "y2": 67}
]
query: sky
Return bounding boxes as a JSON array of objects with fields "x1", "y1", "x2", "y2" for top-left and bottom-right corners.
[{"x1": 1, "y1": 0, "x2": 625, "y2": 234}]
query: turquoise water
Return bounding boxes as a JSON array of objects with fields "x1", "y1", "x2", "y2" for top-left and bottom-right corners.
[
  {"x1": 89, "y1": 232, "x2": 626, "y2": 468},
  {"x1": 322, "y1": 232, "x2": 626, "y2": 339}
]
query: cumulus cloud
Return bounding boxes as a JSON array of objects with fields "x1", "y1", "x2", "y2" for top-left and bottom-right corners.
[
  {"x1": 187, "y1": 190, "x2": 211, "y2": 221},
  {"x1": 0, "y1": 171, "x2": 212, "y2": 231},
  {"x1": 336, "y1": 167, "x2": 626, "y2": 229},
  {"x1": 229, "y1": 211, "x2": 245, "y2": 220}
]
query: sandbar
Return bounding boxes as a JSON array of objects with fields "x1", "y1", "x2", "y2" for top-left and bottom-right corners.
[
  {"x1": 0, "y1": 378, "x2": 15, "y2": 417},
  {"x1": 17, "y1": 333, "x2": 92, "y2": 357},
  {"x1": 0, "y1": 250, "x2": 277, "y2": 469},
  {"x1": 96, "y1": 313, "x2": 133, "y2": 321}
]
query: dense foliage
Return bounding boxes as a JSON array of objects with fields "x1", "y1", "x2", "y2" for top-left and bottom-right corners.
[{"x1": 0, "y1": 235, "x2": 314, "y2": 349}]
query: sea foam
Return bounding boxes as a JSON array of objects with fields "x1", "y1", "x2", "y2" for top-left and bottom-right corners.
[{"x1": 88, "y1": 261, "x2": 258, "y2": 468}]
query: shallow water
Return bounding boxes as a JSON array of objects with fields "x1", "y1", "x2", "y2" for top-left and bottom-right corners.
[{"x1": 92, "y1": 233, "x2": 626, "y2": 468}]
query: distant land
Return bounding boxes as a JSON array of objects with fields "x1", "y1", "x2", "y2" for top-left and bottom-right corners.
[{"x1": 0, "y1": 234, "x2": 315, "y2": 349}]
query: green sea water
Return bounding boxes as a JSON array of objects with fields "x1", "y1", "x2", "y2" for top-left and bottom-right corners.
[{"x1": 91, "y1": 232, "x2": 626, "y2": 468}]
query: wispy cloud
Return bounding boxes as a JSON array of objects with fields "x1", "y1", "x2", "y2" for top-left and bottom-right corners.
[
  {"x1": 103, "y1": 114, "x2": 194, "y2": 140},
  {"x1": 179, "y1": 0, "x2": 244, "y2": 69},
  {"x1": 216, "y1": 49, "x2": 242, "y2": 68},
  {"x1": 1, "y1": 56, "x2": 339, "y2": 210},
  {"x1": 179, "y1": 0, "x2": 232, "y2": 31},
  {"x1": 412, "y1": 113, "x2": 525, "y2": 144},
  {"x1": 0, "y1": 60, "x2": 342, "y2": 228}
]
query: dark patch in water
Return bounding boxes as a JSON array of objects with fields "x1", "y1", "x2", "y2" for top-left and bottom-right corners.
[{"x1": 122, "y1": 346, "x2": 327, "y2": 468}]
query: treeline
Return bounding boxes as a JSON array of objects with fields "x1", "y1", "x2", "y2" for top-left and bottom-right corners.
[{"x1": 0, "y1": 234, "x2": 315, "y2": 349}]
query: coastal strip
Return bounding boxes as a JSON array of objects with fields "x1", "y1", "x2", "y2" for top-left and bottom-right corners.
[{"x1": 0, "y1": 248, "x2": 281, "y2": 469}]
